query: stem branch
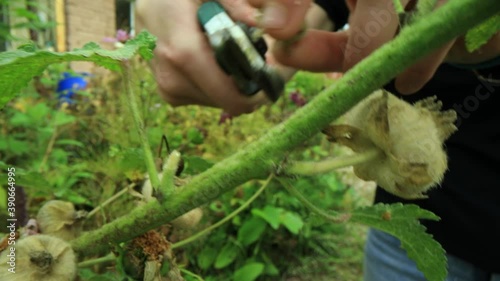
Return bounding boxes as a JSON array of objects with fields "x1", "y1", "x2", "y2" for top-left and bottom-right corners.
[
  {"x1": 286, "y1": 148, "x2": 382, "y2": 176},
  {"x1": 38, "y1": 126, "x2": 58, "y2": 172},
  {"x1": 278, "y1": 179, "x2": 351, "y2": 223},
  {"x1": 121, "y1": 61, "x2": 160, "y2": 190},
  {"x1": 172, "y1": 175, "x2": 273, "y2": 249},
  {"x1": 72, "y1": 1, "x2": 500, "y2": 256},
  {"x1": 87, "y1": 184, "x2": 135, "y2": 219},
  {"x1": 78, "y1": 253, "x2": 116, "y2": 268}
]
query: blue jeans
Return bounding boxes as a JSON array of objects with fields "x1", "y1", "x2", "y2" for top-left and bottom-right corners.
[{"x1": 363, "y1": 229, "x2": 500, "y2": 281}]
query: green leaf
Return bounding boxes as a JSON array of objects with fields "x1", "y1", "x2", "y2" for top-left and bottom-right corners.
[
  {"x1": 26, "y1": 102, "x2": 50, "y2": 123},
  {"x1": 465, "y1": 14, "x2": 500, "y2": 52},
  {"x1": 0, "y1": 187, "x2": 6, "y2": 210},
  {"x1": 52, "y1": 111, "x2": 76, "y2": 126},
  {"x1": 0, "y1": 30, "x2": 157, "y2": 109},
  {"x1": 237, "y1": 216, "x2": 266, "y2": 246},
  {"x1": 15, "y1": 171, "x2": 52, "y2": 192},
  {"x1": 350, "y1": 203, "x2": 446, "y2": 281},
  {"x1": 233, "y1": 263, "x2": 265, "y2": 281},
  {"x1": 78, "y1": 268, "x2": 119, "y2": 281},
  {"x1": 280, "y1": 212, "x2": 304, "y2": 234},
  {"x1": 214, "y1": 243, "x2": 239, "y2": 269},
  {"x1": 63, "y1": 191, "x2": 91, "y2": 205},
  {"x1": 262, "y1": 253, "x2": 280, "y2": 276},
  {"x1": 251, "y1": 205, "x2": 282, "y2": 229},
  {"x1": 186, "y1": 127, "x2": 204, "y2": 145},
  {"x1": 197, "y1": 247, "x2": 218, "y2": 270},
  {"x1": 183, "y1": 156, "x2": 214, "y2": 175},
  {"x1": 1, "y1": 137, "x2": 30, "y2": 155},
  {"x1": 9, "y1": 112, "x2": 31, "y2": 127},
  {"x1": 55, "y1": 139, "x2": 85, "y2": 148}
]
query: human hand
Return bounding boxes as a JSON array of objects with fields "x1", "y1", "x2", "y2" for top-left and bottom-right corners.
[
  {"x1": 136, "y1": 0, "x2": 335, "y2": 114},
  {"x1": 252, "y1": 0, "x2": 500, "y2": 94},
  {"x1": 135, "y1": 0, "x2": 270, "y2": 115}
]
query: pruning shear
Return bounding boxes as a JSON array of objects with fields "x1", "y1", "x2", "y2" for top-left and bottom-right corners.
[{"x1": 197, "y1": 1, "x2": 284, "y2": 102}]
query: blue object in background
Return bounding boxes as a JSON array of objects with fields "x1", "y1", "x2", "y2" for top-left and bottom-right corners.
[{"x1": 56, "y1": 72, "x2": 89, "y2": 104}]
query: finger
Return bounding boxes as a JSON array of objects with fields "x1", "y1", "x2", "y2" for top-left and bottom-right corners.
[
  {"x1": 395, "y1": 39, "x2": 456, "y2": 95},
  {"x1": 151, "y1": 48, "x2": 214, "y2": 107},
  {"x1": 168, "y1": 31, "x2": 271, "y2": 115},
  {"x1": 342, "y1": 0, "x2": 407, "y2": 71},
  {"x1": 248, "y1": 0, "x2": 313, "y2": 40},
  {"x1": 272, "y1": 30, "x2": 348, "y2": 72},
  {"x1": 345, "y1": 0, "x2": 357, "y2": 11},
  {"x1": 447, "y1": 33, "x2": 500, "y2": 65},
  {"x1": 220, "y1": 0, "x2": 259, "y2": 26}
]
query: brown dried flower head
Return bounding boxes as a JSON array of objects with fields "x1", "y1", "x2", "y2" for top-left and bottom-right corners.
[
  {"x1": 0, "y1": 235, "x2": 77, "y2": 281},
  {"x1": 36, "y1": 200, "x2": 87, "y2": 241},
  {"x1": 323, "y1": 90, "x2": 457, "y2": 199}
]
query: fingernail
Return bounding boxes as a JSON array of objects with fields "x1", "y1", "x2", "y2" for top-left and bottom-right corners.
[{"x1": 262, "y1": 3, "x2": 287, "y2": 29}]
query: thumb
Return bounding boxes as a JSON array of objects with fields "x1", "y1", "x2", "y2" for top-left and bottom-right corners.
[{"x1": 248, "y1": 0, "x2": 313, "y2": 40}]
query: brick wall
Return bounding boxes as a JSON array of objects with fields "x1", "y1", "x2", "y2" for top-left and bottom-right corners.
[{"x1": 66, "y1": 0, "x2": 116, "y2": 72}]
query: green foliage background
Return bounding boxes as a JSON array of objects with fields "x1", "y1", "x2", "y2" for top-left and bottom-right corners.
[{"x1": 1, "y1": 3, "x2": 499, "y2": 279}]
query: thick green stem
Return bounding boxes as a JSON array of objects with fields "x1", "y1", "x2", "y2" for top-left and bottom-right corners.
[
  {"x1": 286, "y1": 148, "x2": 382, "y2": 176},
  {"x1": 72, "y1": 1, "x2": 500, "y2": 256},
  {"x1": 278, "y1": 179, "x2": 351, "y2": 223},
  {"x1": 172, "y1": 175, "x2": 272, "y2": 249},
  {"x1": 121, "y1": 61, "x2": 160, "y2": 190}
]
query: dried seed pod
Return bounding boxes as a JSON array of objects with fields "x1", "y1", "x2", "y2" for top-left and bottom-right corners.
[
  {"x1": 170, "y1": 208, "x2": 203, "y2": 230},
  {"x1": 324, "y1": 90, "x2": 457, "y2": 199},
  {"x1": 36, "y1": 200, "x2": 87, "y2": 241},
  {"x1": 0, "y1": 235, "x2": 77, "y2": 281}
]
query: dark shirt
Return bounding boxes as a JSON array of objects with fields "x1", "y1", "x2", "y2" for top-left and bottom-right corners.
[{"x1": 315, "y1": 0, "x2": 500, "y2": 273}]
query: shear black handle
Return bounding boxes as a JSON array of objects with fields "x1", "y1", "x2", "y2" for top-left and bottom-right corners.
[{"x1": 197, "y1": 1, "x2": 284, "y2": 101}]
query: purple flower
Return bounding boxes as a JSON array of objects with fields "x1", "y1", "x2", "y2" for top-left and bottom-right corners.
[
  {"x1": 116, "y1": 29, "x2": 130, "y2": 43},
  {"x1": 290, "y1": 91, "x2": 307, "y2": 107},
  {"x1": 103, "y1": 29, "x2": 131, "y2": 44},
  {"x1": 219, "y1": 112, "x2": 233, "y2": 124}
]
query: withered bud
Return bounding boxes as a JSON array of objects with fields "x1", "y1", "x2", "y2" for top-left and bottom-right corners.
[
  {"x1": 324, "y1": 90, "x2": 457, "y2": 199},
  {"x1": 170, "y1": 208, "x2": 203, "y2": 229},
  {"x1": 36, "y1": 200, "x2": 88, "y2": 241},
  {"x1": 0, "y1": 235, "x2": 77, "y2": 281}
]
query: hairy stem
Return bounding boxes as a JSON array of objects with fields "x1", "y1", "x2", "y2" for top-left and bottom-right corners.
[
  {"x1": 121, "y1": 60, "x2": 160, "y2": 190},
  {"x1": 286, "y1": 148, "x2": 382, "y2": 176},
  {"x1": 72, "y1": 0, "x2": 500, "y2": 256},
  {"x1": 78, "y1": 253, "x2": 116, "y2": 268},
  {"x1": 278, "y1": 179, "x2": 351, "y2": 223},
  {"x1": 38, "y1": 126, "x2": 58, "y2": 172},
  {"x1": 172, "y1": 175, "x2": 273, "y2": 249},
  {"x1": 87, "y1": 184, "x2": 135, "y2": 219}
]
